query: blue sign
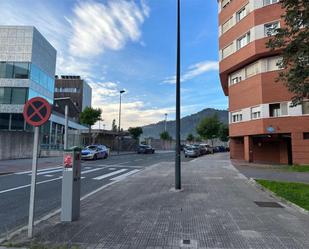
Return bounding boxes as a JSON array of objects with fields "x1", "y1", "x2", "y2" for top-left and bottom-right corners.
[{"x1": 266, "y1": 126, "x2": 275, "y2": 133}]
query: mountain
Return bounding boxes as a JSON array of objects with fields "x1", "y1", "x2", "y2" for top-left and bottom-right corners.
[{"x1": 142, "y1": 108, "x2": 228, "y2": 140}]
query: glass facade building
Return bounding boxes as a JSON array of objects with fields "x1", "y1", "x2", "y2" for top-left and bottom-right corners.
[{"x1": 0, "y1": 26, "x2": 56, "y2": 131}]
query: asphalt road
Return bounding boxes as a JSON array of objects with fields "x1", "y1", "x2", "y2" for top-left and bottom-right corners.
[{"x1": 0, "y1": 151, "x2": 192, "y2": 237}]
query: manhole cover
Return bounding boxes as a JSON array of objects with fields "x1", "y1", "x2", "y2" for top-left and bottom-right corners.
[
  {"x1": 254, "y1": 201, "x2": 283, "y2": 208},
  {"x1": 180, "y1": 239, "x2": 197, "y2": 248}
]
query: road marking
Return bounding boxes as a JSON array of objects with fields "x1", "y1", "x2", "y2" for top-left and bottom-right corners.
[
  {"x1": 44, "y1": 175, "x2": 53, "y2": 177},
  {"x1": 34, "y1": 168, "x2": 63, "y2": 176},
  {"x1": 0, "y1": 177, "x2": 62, "y2": 194},
  {"x1": 117, "y1": 162, "x2": 129, "y2": 165},
  {"x1": 15, "y1": 166, "x2": 62, "y2": 175},
  {"x1": 93, "y1": 169, "x2": 128, "y2": 180},
  {"x1": 110, "y1": 169, "x2": 140, "y2": 181},
  {"x1": 135, "y1": 159, "x2": 143, "y2": 162},
  {"x1": 108, "y1": 168, "x2": 116, "y2": 170},
  {"x1": 81, "y1": 167, "x2": 107, "y2": 175},
  {"x1": 84, "y1": 167, "x2": 91, "y2": 169}
]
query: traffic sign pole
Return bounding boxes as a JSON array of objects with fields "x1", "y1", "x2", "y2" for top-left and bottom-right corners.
[
  {"x1": 28, "y1": 126, "x2": 39, "y2": 238},
  {"x1": 23, "y1": 97, "x2": 51, "y2": 238}
]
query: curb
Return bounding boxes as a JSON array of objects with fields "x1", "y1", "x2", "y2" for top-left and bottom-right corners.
[{"x1": 247, "y1": 177, "x2": 309, "y2": 216}]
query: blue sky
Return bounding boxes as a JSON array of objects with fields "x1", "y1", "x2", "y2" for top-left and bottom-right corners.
[{"x1": 0, "y1": 0, "x2": 227, "y2": 129}]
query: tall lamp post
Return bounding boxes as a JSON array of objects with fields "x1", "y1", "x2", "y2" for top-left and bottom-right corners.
[
  {"x1": 175, "y1": 0, "x2": 181, "y2": 190},
  {"x1": 118, "y1": 90, "x2": 125, "y2": 155},
  {"x1": 164, "y1": 113, "x2": 168, "y2": 132}
]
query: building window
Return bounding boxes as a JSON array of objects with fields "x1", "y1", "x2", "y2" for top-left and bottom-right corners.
[
  {"x1": 266, "y1": 56, "x2": 283, "y2": 71},
  {"x1": 222, "y1": 0, "x2": 231, "y2": 9},
  {"x1": 13, "y1": 62, "x2": 30, "y2": 79},
  {"x1": 0, "y1": 113, "x2": 10, "y2": 130},
  {"x1": 222, "y1": 43, "x2": 234, "y2": 59},
  {"x1": 0, "y1": 88, "x2": 12, "y2": 104},
  {"x1": 222, "y1": 17, "x2": 233, "y2": 34},
  {"x1": 0, "y1": 62, "x2": 14, "y2": 78},
  {"x1": 11, "y1": 88, "x2": 28, "y2": 104},
  {"x1": 232, "y1": 112, "x2": 243, "y2": 123},
  {"x1": 237, "y1": 32, "x2": 250, "y2": 50},
  {"x1": 264, "y1": 21, "x2": 280, "y2": 36},
  {"x1": 269, "y1": 102, "x2": 288, "y2": 117},
  {"x1": 303, "y1": 133, "x2": 309, "y2": 140},
  {"x1": 236, "y1": 6, "x2": 247, "y2": 22},
  {"x1": 251, "y1": 106, "x2": 261, "y2": 119},
  {"x1": 264, "y1": 0, "x2": 279, "y2": 6},
  {"x1": 11, "y1": 114, "x2": 24, "y2": 130},
  {"x1": 245, "y1": 61, "x2": 260, "y2": 78},
  {"x1": 302, "y1": 101, "x2": 309, "y2": 114}
]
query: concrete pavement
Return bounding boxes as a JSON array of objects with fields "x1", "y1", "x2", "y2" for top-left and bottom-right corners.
[{"x1": 7, "y1": 153, "x2": 309, "y2": 248}]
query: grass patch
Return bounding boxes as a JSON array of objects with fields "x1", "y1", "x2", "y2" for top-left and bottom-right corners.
[
  {"x1": 256, "y1": 179, "x2": 309, "y2": 211},
  {"x1": 282, "y1": 165, "x2": 309, "y2": 172}
]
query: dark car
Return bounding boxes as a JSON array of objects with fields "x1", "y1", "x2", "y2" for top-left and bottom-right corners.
[
  {"x1": 137, "y1": 145, "x2": 155, "y2": 154},
  {"x1": 197, "y1": 144, "x2": 208, "y2": 155},
  {"x1": 81, "y1": 145, "x2": 109, "y2": 160}
]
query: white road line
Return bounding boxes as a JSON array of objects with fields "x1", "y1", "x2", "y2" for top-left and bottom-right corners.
[
  {"x1": 81, "y1": 167, "x2": 107, "y2": 175},
  {"x1": 0, "y1": 177, "x2": 62, "y2": 194},
  {"x1": 34, "y1": 168, "x2": 63, "y2": 176},
  {"x1": 84, "y1": 167, "x2": 91, "y2": 169},
  {"x1": 108, "y1": 168, "x2": 116, "y2": 170},
  {"x1": 110, "y1": 169, "x2": 140, "y2": 181},
  {"x1": 15, "y1": 166, "x2": 62, "y2": 175},
  {"x1": 117, "y1": 162, "x2": 129, "y2": 165},
  {"x1": 135, "y1": 159, "x2": 143, "y2": 162},
  {"x1": 93, "y1": 169, "x2": 128, "y2": 180},
  {"x1": 44, "y1": 175, "x2": 53, "y2": 177}
]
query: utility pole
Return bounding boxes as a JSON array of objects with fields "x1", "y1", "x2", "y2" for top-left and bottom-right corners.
[
  {"x1": 118, "y1": 90, "x2": 125, "y2": 155},
  {"x1": 175, "y1": 0, "x2": 181, "y2": 190}
]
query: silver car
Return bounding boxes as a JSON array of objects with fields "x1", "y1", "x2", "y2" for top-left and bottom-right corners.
[{"x1": 184, "y1": 145, "x2": 200, "y2": 158}]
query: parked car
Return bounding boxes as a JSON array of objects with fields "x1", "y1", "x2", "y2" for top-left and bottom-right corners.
[
  {"x1": 184, "y1": 145, "x2": 200, "y2": 158},
  {"x1": 197, "y1": 144, "x2": 208, "y2": 155},
  {"x1": 200, "y1": 144, "x2": 213, "y2": 154},
  {"x1": 137, "y1": 145, "x2": 155, "y2": 154},
  {"x1": 81, "y1": 145, "x2": 109, "y2": 160}
]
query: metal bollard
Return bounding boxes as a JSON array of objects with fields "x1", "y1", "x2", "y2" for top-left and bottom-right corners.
[{"x1": 61, "y1": 146, "x2": 81, "y2": 222}]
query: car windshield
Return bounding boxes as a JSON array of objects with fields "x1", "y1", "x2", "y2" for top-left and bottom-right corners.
[{"x1": 87, "y1": 146, "x2": 97, "y2": 150}]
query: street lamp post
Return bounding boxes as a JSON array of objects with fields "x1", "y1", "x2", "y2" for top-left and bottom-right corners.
[
  {"x1": 164, "y1": 113, "x2": 168, "y2": 132},
  {"x1": 118, "y1": 90, "x2": 125, "y2": 155},
  {"x1": 175, "y1": 0, "x2": 181, "y2": 190}
]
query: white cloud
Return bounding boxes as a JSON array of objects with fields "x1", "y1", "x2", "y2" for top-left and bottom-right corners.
[
  {"x1": 163, "y1": 60, "x2": 219, "y2": 84},
  {"x1": 69, "y1": 0, "x2": 149, "y2": 58}
]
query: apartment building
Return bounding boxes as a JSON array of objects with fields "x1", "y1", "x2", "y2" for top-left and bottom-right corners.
[{"x1": 218, "y1": 0, "x2": 309, "y2": 165}]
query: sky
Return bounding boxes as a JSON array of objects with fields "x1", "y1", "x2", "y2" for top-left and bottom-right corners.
[{"x1": 0, "y1": 0, "x2": 227, "y2": 129}]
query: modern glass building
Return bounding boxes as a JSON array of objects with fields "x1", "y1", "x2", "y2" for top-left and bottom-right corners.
[{"x1": 0, "y1": 26, "x2": 56, "y2": 130}]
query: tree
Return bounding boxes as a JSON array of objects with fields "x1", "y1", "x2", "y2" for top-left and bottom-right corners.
[
  {"x1": 160, "y1": 131, "x2": 172, "y2": 141},
  {"x1": 111, "y1": 119, "x2": 117, "y2": 132},
  {"x1": 266, "y1": 0, "x2": 309, "y2": 106},
  {"x1": 80, "y1": 107, "x2": 102, "y2": 144},
  {"x1": 128, "y1": 127, "x2": 143, "y2": 140},
  {"x1": 218, "y1": 124, "x2": 229, "y2": 142},
  {"x1": 186, "y1": 133, "x2": 195, "y2": 143},
  {"x1": 196, "y1": 114, "x2": 221, "y2": 140}
]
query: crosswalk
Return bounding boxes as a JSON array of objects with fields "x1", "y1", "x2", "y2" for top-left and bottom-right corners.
[{"x1": 14, "y1": 165, "x2": 141, "y2": 182}]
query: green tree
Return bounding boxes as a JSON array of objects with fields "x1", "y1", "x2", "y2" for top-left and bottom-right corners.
[
  {"x1": 186, "y1": 133, "x2": 195, "y2": 143},
  {"x1": 196, "y1": 114, "x2": 221, "y2": 140},
  {"x1": 160, "y1": 131, "x2": 172, "y2": 141},
  {"x1": 266, "y1": 0, "x2": 309, "y2": 106},
  {"x1": 128, "y1": 127, "x2": 143, "y2": 140},
  {"x1": 80, "y1": 107, "x2": 102, "y2": 144},
  {"x1": 111, "y1": 119, "x2": 117, "y2": 132},
  {"x1": 195, "y1": 136, "x2": 202, "y2": 143},
  {"x1": 218, "y1": 124, "x2": 229, "y2": 142}
]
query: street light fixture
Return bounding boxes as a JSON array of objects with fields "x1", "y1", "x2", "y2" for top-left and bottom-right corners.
[
  {"x1": 164, "y1": 113, "x2": 168, "y2": 132},
  {"x1": 118, "y1": 90, "x2": 126, "y2": 155}
]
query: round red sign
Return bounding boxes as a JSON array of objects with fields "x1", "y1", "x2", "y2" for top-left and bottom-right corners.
[{"x1": 23, "y1": 97, "x2": 52, "y2": 127}]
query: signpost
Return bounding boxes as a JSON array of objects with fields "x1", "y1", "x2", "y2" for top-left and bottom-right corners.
[{"x1": 23, "y1": 97, "x2": 51, "y2": 238}]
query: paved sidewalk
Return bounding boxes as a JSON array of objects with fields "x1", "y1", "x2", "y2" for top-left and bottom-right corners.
[
  {"x1": 10, "y1": 154, "x2": 309, "y2": 248},
  {"x1": 233, "y1": 160, "x2": 309, "y2": 184}
]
